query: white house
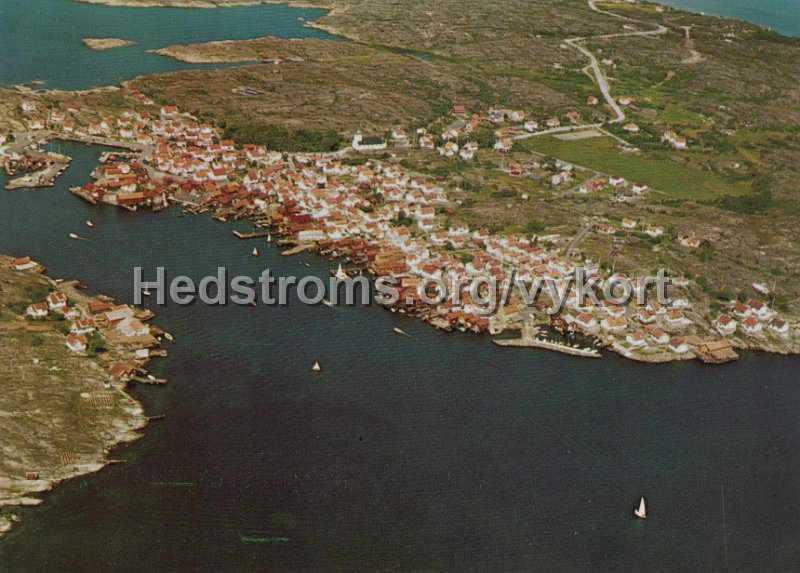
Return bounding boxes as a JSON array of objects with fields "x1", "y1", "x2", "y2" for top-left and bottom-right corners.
[{"x1": 66, "y1": 334, "x2": 88, "y2": 353}]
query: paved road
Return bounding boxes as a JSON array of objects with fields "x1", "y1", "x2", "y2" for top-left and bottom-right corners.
[
  {"x1": 565, "y1": 218, "x2": 596, "y2": 258},
  {"x1": 565, "y1": 1, "x2": 668, "y2": 125}
]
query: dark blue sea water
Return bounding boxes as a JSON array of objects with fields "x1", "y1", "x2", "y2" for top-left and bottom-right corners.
[
  {"x1": 0, "y1": 0, "x2": 799, "y2": 570},
  {"x1": 658, "y1": 0, "x2": 800, "y2": 37},
  {"x1": 0, "y1": 143, "x2": 799, "y2": 572},
  {"x1": 0, "y1": 0, "x2": 339, "y2": 90}
]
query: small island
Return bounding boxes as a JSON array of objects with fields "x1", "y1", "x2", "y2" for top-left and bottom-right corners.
[{"x1": 82, "y1": 37, "x2": 136, "y2": 51}]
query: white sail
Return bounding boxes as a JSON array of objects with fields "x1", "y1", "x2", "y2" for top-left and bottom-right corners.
[
  {"x1": 335, "y1": 264, "x2": 348, "y2": 280},
  {"x1": 634, "y1": 497, "x2": 647, "y2": 519},
  {"x1": 312, "y1": 361, "x2": 321, "y2": 372},
  {"x1": 267, "y1": 234, "x2": 272, "y2": 243},
  {"x1": 252, "y1": 247, "x2": 259, "y2": 257}
]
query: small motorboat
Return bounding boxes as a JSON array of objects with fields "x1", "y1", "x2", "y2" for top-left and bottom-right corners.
[
  {"x1": 393, "y1": 327, "x2": 410, "y2": 337},
  {"x1": 634, "y1": 496, "x2": 647, "y2": 520},
  {"x1": 267, "y1": 234, "x2": 272, "y2": 243},
  {"x1": 86, "y1": 220, "x2": 95, "y2": 228},
  {"x1": 163, "y1": 332, "x2": 175, "y2": 343},
  {"x1": 312, "y1": 361, "x2": 322, "y2": 373},
  {"x1": 69, "y1": 233, "x2": 81, "y2": 240},
  {"x1": 322, "y1": 299, "x2": 334, "y2": 308}
]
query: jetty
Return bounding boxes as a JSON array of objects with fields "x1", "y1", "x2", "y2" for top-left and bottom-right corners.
[
  {"x1": 494, "y1": 335, "x2": 602, "y2": 358},
  {"x1": 233, "y1": 230, "x2": 270, "y2": 240},
  {"x1": 5, "y1": 157, "x2": 71, "y2": 190},
  {"x1": 281, "y1": 242, "x2": 316, "y2": 256}
]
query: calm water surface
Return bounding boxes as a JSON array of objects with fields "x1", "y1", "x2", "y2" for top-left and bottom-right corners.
[
  {"x1": 0, "y1": 144, "x2": 798, "y2": 572},
  {"x1": 658, "y1": 0, "x2": 800, "y2": 37},
  {"x1": 1, "y1": 0, "x2": 800, "y2": 569},
  {"x1": 0, "y1": 0, "x2": 339, "y2": 89}
]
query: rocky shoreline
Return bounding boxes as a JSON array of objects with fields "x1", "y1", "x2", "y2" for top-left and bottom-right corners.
[{"x1": 0, "y1": 256, "x2": 164, "y2": 540}]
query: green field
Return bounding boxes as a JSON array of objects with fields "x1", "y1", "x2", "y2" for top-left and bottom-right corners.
[{"x1": 522, "y1": 135, "x2": 752, "y2": 200}]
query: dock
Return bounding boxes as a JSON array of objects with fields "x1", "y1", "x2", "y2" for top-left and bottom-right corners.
[
  {"x1": 280, "y1": 243, "x2": 316, "y2": 256},
  {"x1": 5, "y1": 158, "x2": 71, "y2": 190},
  {"x1": 233, "y1": 230, "x2": 270, "y2": 240},
  {"x1": 494, "y1": 336, "x2": 602, "y2": 358}
]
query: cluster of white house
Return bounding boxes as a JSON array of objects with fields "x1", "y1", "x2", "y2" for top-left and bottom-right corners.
[{"x1": 12, "y1": 100, "x2": 787, "y2": 356}]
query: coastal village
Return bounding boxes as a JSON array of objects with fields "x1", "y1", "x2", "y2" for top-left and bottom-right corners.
[
  {"x1": 0, "y1": 254, "x2": 170, "y2": 537},
  {"x1": 1, "y1": 94, "x2": 796, "y2": 365}
]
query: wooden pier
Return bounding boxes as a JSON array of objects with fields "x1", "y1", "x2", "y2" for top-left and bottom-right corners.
[{"x1": 494, "y1": 336, "x2": 602, "y2": 358}]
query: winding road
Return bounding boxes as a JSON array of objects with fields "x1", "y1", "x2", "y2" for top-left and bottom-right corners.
[{"x1": 565, "y1": 0, "x2": 669, "y2": 124}]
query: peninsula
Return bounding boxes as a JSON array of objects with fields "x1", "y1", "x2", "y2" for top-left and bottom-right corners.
[{"x1": 0, "y1": 255, "x2": 166, "y2": 539}]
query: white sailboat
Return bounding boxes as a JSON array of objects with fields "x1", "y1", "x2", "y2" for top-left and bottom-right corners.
[
  {"x1": 312, "y1": 361, "x2": 322, "y2": 372},
  {"x1": 634, "y1": 496, "x2": 647, "y2": 520},
  {"x1": 252, "y1": 247, "x2": 260, "y2": 257},
  {"x1": 267, "y1": 234, "x2": 272, "y2": 243},
  {"x1": 322, "y1": 299, "x2": 334, "y2": 308},
  {"x1": 335, "y1": 263, "x2": 348, "y2": 280}
]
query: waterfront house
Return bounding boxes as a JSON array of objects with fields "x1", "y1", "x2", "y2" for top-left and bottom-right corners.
[
  {"x1": 13, "y1": 256, "x2": 37, "y2": 271},
  {"x1": 669, "y1": 337, "x2": 689, "y2": 354},
  {"x1": 626, "y1": 331, "x2": 647, "y2": 348},
  {"x1": 117, "y1": 316, "x2": 150, "y2": 337}
]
